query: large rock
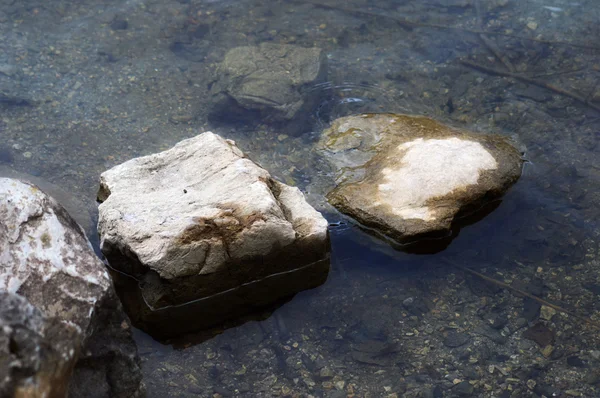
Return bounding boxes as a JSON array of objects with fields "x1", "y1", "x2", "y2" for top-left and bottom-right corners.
[
  {"x1": 0, "y1": 178, "x2": 144, "y2": 398},
  {"x1": 209, "y1": 43, "x2": 326, "y2": 131},
  {"x1": 0, "y1": 165, "x2": 96, "y2": 240},
  {"x1": 317, "y1": 114, "x2": 523, "y2": 250},
  {"x1": 97, "y1": 132, "x2": 329, "y2": 339}
]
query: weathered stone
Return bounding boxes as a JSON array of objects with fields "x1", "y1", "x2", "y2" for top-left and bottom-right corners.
[
  {"x1": 0, "y1": 165, "x2": 95, "y2": 238},
  {"x1": 210, "y1": 43, "x2": 326, "y2": 129},
  {"x1": 97, "y1": 132, "x2": 329, "y2": 339},
  {"x1": 0, "y1": 178, "x2": 144, "y2": 398},
  {"x1": 317, "y1": 113, "x2": 523, "y2": 250}
]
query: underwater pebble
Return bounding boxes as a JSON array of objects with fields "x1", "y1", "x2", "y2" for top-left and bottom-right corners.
[{"x1": 540, "y1": 305, "x2": 557, "y2": 320}]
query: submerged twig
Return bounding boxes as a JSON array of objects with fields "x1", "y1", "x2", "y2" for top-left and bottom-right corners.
[
  {"x1": 478, "y1": 34, "x2": 516, "y2": 73},
  {"x1": 299, "y1": 0, "x2": 600, "y2": 51},
  {"x1": 475, "y1": 0, "x2": 515, "y2": 72},
  {"x1": 460, "y1": 59, "x2": 600, "y2": 113},
  {"x1": 442, "y1": 258, "x2": 600, "y2": 330}
]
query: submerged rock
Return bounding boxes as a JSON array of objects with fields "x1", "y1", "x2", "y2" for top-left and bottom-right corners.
[
  {"x1": 209, "y1": 43, "x2": 326, "y2": 132},
  {"x1": 317, "y1": 114, "x2": 523, "y2": 250},
  {"x1": 0, "y1": 178, "x2": 144, "y2": 398},
  {"x1": 97, "y1": 132, "x2": 329, "y2": 339}
]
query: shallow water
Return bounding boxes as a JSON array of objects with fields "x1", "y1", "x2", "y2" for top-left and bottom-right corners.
[{"x1": 2, "y1": 0, "x2": 600, "y2": 396}]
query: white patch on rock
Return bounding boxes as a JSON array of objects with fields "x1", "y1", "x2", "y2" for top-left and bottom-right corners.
[{"x1": 378, "y1": 138, "x2": 498, "y2": 221}]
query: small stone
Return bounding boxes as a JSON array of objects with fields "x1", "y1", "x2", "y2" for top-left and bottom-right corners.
[
  {"x1": 522, "y1": 323, "x2": 554, "y2": 346},
  {"x1": 565, "y1": 390, "x2": 582, "y2": 397},
  {"x1": 541, "y1": 345, "x2": 554, "y2": 358},
  {"x1": 540, "y1": 305, "x2": 556, "y2": 320},
  {"x1": 319, "y1": 367, "x2": 334, "y2": 379},
  {"x1": 443, "y1": 331, "x2": 471, "y2": 348},
  {"x1": 0, "y1": 63, "x2": 17, "y2": 76},
  {"x1": 278, "y1": 134, "x2": 288, "y2": 141},
  {"x1": 527, "y1": 21, "x2": 538, "y2": 30},
  {"x1": 567, "y1": 356, "x2": 587, "y2": 368},
  {"x1": 334, "y1": 380, "x2": 345, "y2": 390},
  {"x1": 110, "y1": 19, "x2": 128, "y2": 30},
  {"x1": 452, "y1": 380, "x2": 474, "y2": 396}
]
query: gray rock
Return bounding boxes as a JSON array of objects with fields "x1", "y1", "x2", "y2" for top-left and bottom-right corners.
[
  {"x1": 211, "y1": 43, "x2": 326, "y2": 128},
  {"x1": 97, "y1": 132, "x2": 329, "y2": 339},
  {"x1": 317, "y1": 113, "x2": 523, "y2": 249},
  {"x1": 453, "y1": 380, "x2": 475, "y2": 396},
  {"x1": 474, "y1": 325, "x2": 508, "y2": 345},
  {"x1": 0, "y1": 178, "x2": 144, "y2": 397},
  {"x1": 443, "y1": 331, "x2": 471, "y2": 348}
]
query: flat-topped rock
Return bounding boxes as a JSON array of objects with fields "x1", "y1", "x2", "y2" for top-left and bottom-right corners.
[
  {"x1": 209, "y1": 43, "x2": 326, "y2": 133},
  {"x1": 317, "y1": 114, "x2": 523, "y2": 250},
  {"x1": 97, "y1": 132, "x2": 329, "y2": 338},
  {"x1": 0, "y1": 178, "x2": 144, "y2": 398}
]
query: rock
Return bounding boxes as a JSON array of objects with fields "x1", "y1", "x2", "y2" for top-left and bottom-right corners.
[
  {"x1": 0, "y1": 165, "x2": 95, "y2": 239},
  {"x1": 522, "y1": 322, "x2": 555, "y2": 347},
  {"x1": 566, "y1": 356, "x2": 588, "y2": 368},
  {"x1": 485, "y1": 312, "x2": 508, "y2": 329},
  {"x1": 210, "y1": 43, "x2": 326, "y2": 130},
  {"x1": 350, "y1": 340, "x2": 402, "y2": 366},
  {"x1": 473, "y1": 325, "x2": 508, "y2": 345},
  {"x1": 0, "y1": 178, "x2": 144, "y2": 397},
  {"x1": 97, "y1": 132, "x2": 329, "y2": 339},
  {"x1": 443, "y1": 331, "x2": 471, "y2": 348},
  {"x1": 522, "y1": 297, "x2": 541, "y2": 321},
  {"x1": 317, "y1": 114, "x2": 523, "y2": 251},
  {"x1": 453, "y1": 380, "x2": 474, "y2": 396},
  {"x1": 540, "y1": 305, "x2": 556, "y2": 321}
]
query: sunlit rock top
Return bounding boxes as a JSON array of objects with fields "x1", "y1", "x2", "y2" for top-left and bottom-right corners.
[{"x1": 317, "y1": 113, "x2": 523, "y2": 249}]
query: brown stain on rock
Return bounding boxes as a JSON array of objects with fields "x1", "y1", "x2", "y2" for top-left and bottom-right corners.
[{"x1": 176, "y1": 203, "x2": 267, "y2": 245}]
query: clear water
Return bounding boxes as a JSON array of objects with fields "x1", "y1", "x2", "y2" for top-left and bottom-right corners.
[{"x1": 2, "y1": 0, "x2": 600, "y2": 396}]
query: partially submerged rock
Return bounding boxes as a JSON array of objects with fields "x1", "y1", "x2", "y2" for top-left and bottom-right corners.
[
  {"x1": 97, "y1": 132, "x2": 329, "y2": 339},
  {"x1": 0, "y1": 178, "x2": 144, "y2": 397},
  {"x1": 317, "y1": 114, "x2": 523, "y2": 250},
  {"x1": 0, "y1": 165, "x2": 95, "y2": 239},
  {"x1": 209, "y1": 43, "x2": 326, "y2": 132}
]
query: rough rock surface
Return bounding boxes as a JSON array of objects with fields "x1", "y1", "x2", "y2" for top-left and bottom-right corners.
[
  {"x1": 97, "y1": 132, "x2": 329, "y2": 339},
  {"x1": 317, "y1": 114, "x2": 523, "y2": 248},
  {"x1": 0, "y1": 165, "x2": 95, "y2": 239},
  {"x1": 0, "y1": 178, "x2": 144, "y2": 398},
  {"x1": 210, "y1": 43, "x2": 326, "y2": 127}
]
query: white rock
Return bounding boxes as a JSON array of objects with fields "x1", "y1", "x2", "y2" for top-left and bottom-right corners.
[
  {"x1": 97, "y1": 132, "x2": 329, "y2": 338},
  {"x1": 0, "y1": 178, "x2": 144, "y2": 397}
]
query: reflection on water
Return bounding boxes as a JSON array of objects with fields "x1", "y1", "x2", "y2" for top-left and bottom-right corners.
[
  {"x1": 308, "y1": 82, "x2": 404, "y2": 128},
  {"x1": 2, "y1": 0, "x2": 600, "y2": 396}
]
